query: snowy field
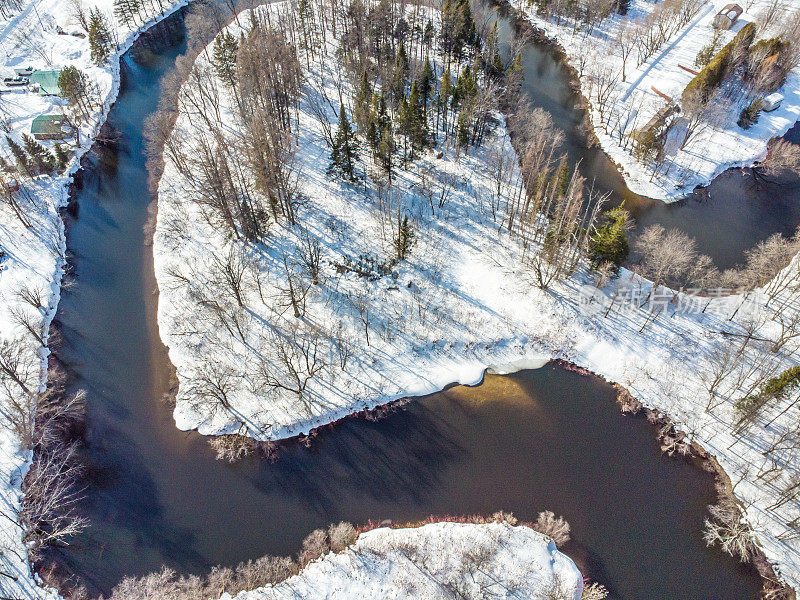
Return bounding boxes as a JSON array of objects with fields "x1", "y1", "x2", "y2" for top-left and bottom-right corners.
[
  {"x1": 156, "y1": 0, "x2": 800, "y2": 594},
  {"x1": 514, "y1": 0, "x2": 800, "y2": 200},
  {"x1": 224, "y1": 522, "x2": 583, "y2": 600},
  {"x1": 0, "y1": 0, "x2": 184, "y2": 596}
]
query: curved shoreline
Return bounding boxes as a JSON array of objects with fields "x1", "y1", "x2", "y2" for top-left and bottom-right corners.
[
  {"x1": 173, "y1": 354, "x2": 794, "y2": 598},
  {"x1": 493, "y1": 0, "x2": 798, "y2": 203},
  {"x1": 43, "y1": 1, "x2": 797, "y2": 598}
]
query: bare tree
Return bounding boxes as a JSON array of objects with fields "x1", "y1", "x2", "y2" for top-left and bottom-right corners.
[
  {"x1": 678, "y1": 89, "x2": 731, "y2": 150},
  {"x1": 533, "y1": 510, "x2": 571, "y2": 547},
  {"x1": 187, "y1": 360, "x2": 241, "y2": 417},
  {"x1": 753, "y1": 139, "x2": 800, "y2": 184},
  {"x1": 703, "y1": 501, "x2": 756, "y2": 563},
  {"x1": 258, "y1": 325, "x2": 326, "y2": 409},
  {"x1": 213, "y1": 246, "x2": 249, "y2": 308},
  {"x1": 19, "y1": 443, "x2": 87, "y2": 560},
  {"x1": 297, "y1": 228, "x2": 322, "y2": 285}
]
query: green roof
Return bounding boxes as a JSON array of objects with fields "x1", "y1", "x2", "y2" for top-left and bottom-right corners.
[
  {"x1": 29, "y1": 70, "x2": 61, "y2": 95},
  {"x1": 31, "y1": 114, "x2": 66, "y2": 135}
]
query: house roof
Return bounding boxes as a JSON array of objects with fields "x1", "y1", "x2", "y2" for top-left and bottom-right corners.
[
  {"x1": 31, "y1": 114, "x2": 66, "y2": 135},
  {"x1": 718, "y1": 3, "x2": 743, "y2": 19},
  {"x1": 29, "y1": 70, "x2": 61, "y2": 95}
]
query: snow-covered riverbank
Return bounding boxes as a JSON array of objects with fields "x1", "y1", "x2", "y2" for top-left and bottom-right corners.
[
  {"x1": 223, "y1": 522, "x2": 583, "y2": 600},
  {"x1": 155, "y1": 0, "x2": 800, "y2": 593},
  {"x1": 0, "y1": 0, "x2": 185, "y2": 595},
  {"x1": 512, "y1": 0, "x2": 800, "y2": 201}
]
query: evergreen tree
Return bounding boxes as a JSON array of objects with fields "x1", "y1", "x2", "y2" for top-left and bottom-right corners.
[
  {"x1": 328, "y1": 103, "x2": 359, "y2": 181},
  {"x1": 353, "y1": 68, "x2": 372, "y2": 134},
  {"x1": 6, "y1": 136, "x2": 29, "y2": 176},
  {"x1": 212, "y1": 31, "x2": 239, "y2": 89},
  {"x1": 552, "y1": 160, "x2": 570, "y2": 197},
  {"x1": 372, "y1": 91, "x2": 390, "y2": 130},
  {"x1": 395, "y1": 214, "x2": 414, "y2": 259},
  {"x1": 378, "y1": 125, "x2": 393, "y2": 178},
  {"x1": 437, "y1": 70, "x2": 453, "y2": 132},
  {"x1": 58, "y1": 66, "x2": 91, "y2": 121},
  {"x1": 505, "y1": 52, "x2": 523, "y2": 96},
  {"x1": 419, "y1": 57, "x2": 434, "y2": 112},
  {"x1": 491, "y1": 53, "x2": 504, "y2": 78},
  {"x1": 423, "y1": 21, "x2": 435, "y2": 45},
  {"x1": 22, "y1": 135, "x2": 55, "y2": 174},
  {"x1": 407, "y1": 80, "x2": 428, "y2": 151},
  {"x1": 589, "y1": 205, "x2": 630, "y2": 269},
  {"x1": 391, "y1": 42, "x2": 410, "y2": 107},
  {"x1": 456, "y1": 110, "x2": 470, "y2": 148},
  {"x1": 113, "y1": 0, "x2": 136, "y2": 28},
  {"x1": 88, "y1": 8, "x2": 113, "y2": 65},
  {"x1": 440, "y1": 0, "x2": 456, "y2": 60},
  {"x1": 397, "y1": 95, "x2": 413, "y2": 162},
  {"x1": 454, "y1": 0, "x2": 476, "y2": 59},
  {"x1": 54, "y1": 143, "x2": 71, "y2": 172},
  {"x1": 366, "y1": 118, "x2": 378, "y2": 150}
]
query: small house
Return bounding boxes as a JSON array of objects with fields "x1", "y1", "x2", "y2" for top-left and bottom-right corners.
[
  {"x1": 29, "y1": 70, "x2": 61, "y2": 96},
  {"x1": 712, "y1": 3, "x2": 743, "y2": 30},
  {"x1": 31, "y1": 115, "x2": 70, "y2": 140},
  {"x1": 762, "y1": 92, "x2": 783, "y2": 111}
]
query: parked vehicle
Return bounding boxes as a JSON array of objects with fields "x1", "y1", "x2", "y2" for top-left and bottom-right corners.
[
  {"x1": 762, "y1": 93, "x2": 783, "y2": 112},
  {"x1": 14, "y1": 66, "x2": 33, "y2": 77},
  {"x1": 3, "y1": 76, "x2": 29, "y2": 87}
]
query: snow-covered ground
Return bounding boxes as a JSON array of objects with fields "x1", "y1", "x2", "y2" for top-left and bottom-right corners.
[
  {"x1": 0, "y1": 0, "x2": 184, "y2": 596},
  {"x1": 156, "y1": 1, "x2": 800, "y2": 593},
  {"x1": 223, "y1": 522, "x2": 583, "y2": 600},
  {"x1": 513, "y1": 0, "x2": 800, "y2": 201}
]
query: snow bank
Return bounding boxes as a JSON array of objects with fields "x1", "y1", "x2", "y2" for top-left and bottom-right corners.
[
  {"x1": 222, "y1": 522, "x2": 582, "y2": 600},
  {"x1": 514, "y1": 0, "x2": 800, "y2": 201},
  {"x1": 0, "y1": 0, "x2": 184, "y2": 596},
  {"x1": 155, "y1": 0, "x2": 800, "y2": 593}
]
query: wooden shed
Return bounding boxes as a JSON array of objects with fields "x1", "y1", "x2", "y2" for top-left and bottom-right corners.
[{"x1": 712, "y1": 3, "x2": 743, "y2": 30}]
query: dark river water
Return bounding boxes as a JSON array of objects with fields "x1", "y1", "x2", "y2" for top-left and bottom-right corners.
[
  {"x1": 491, "y1": 2, "x2": 800, "y2": 271},
  {"x1": 47, "y1": 3, "x2": 785, "y2": 599}
]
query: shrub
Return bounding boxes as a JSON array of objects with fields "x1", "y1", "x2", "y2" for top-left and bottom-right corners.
[
  {"x1": 300, "y1": 528, "x2": 330, "y2": 565},
  {"x1": 533, "y1": 510, "x2": 571, "y2": 547},
  {"x1": 738, "y1": 98, "x2": 763, "y2": 129},
  {"x1": 232, "y1": 556, "x2": 299, "y2": 593},
  {"x1": 490, "y1": 510, "x2": 518, "y2": 525},
  {"x1": 329, "y1": 521, "x2": 358, "y2": 552},
  {"x1": 208, "y1": 433, "x2": 257, "y2": 462}
]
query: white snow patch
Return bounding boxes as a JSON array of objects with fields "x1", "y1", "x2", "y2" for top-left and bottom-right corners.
[
  {"x1": 223, "y1": 522, "x2": 583, "y2": 600},
  {"x1": 513, "y1": 0, "x2": 800, "y2": 201}
]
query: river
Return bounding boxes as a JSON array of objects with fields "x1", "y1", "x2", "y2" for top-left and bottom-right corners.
[{"x1": 47, "y1": 3, "x2": 785, "y2": 598}]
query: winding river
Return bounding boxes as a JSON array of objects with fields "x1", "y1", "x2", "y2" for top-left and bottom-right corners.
[{"x1": 48, "y1": 3, "x2": 793, "y2": 598}]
